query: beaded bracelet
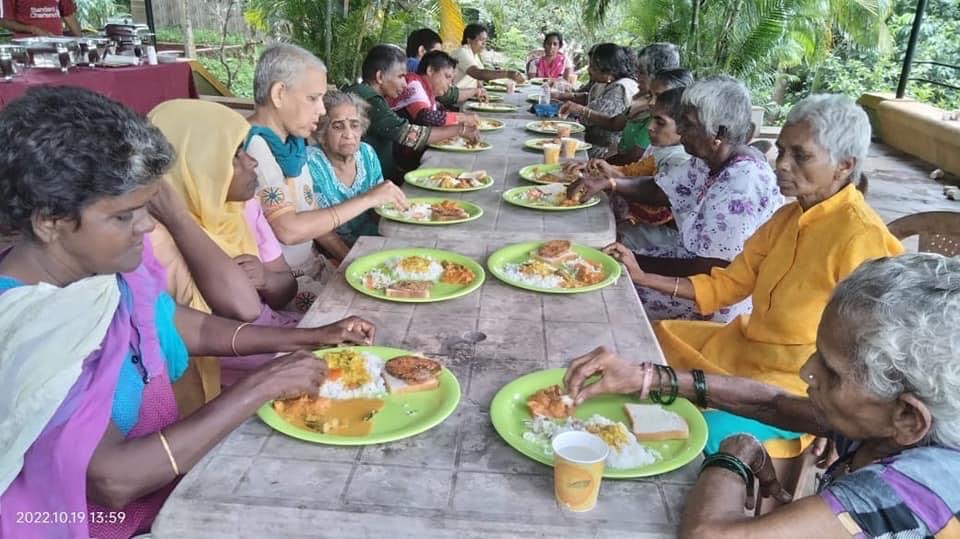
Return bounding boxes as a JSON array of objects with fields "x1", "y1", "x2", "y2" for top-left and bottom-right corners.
[{"x1": 691, "y1": 369, "x2": 708, "y2": 408}]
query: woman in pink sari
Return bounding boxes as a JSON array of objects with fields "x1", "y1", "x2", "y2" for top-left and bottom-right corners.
[
  {"x1": 0, "y1": 87, "x2": 376, "y2": 539},
  {"x1": 526, "y1": 32, "x2": 575, "y2": 83}
]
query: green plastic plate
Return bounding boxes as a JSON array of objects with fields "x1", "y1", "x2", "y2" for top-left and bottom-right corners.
[
  {"x1": 502, "y1": 185, "x2": 600, "y2": 211},
  {"x1": 478, "y1": 118, "x2": 505, "y2": 131},
  {"x1": 427, "y1": 139, "x2": 492, "y2": 152},
  {"x1": 345, "y1": 247, "x2": 485, "y2": 303},
  {"x1": 258, "y1": 346, "x2": 461, "y2": 446},
  {"x1": 525, "y1": 120, "x2": 586, "y2": 135},
  {"x1": 404, "y1": 168, "x2": 494, "y2": 192},
  {"x1": 524, "y1": 138, "x2": 592, "y2": 151},
  {"x1": 518, "y1": 163, "x2": 577, "y2": 185},
  {"x1": 490, "y1": 368, "x2": 707, "y2": 478},
  {"x1": 375, "y1": 198, "x2": 484, "y2": 225},
  {"x1": 465, "y1": 102, "x2": 519, "y2": 113},
  {"x1": 470, "y1": 94, "x2": 504, "y2": 102},
  {"x1": 528, "y1": 77, "x2": 549, "y2": 85},
  {"x1": 487, "y1": 241, "x2": 621, "y2": 294}
]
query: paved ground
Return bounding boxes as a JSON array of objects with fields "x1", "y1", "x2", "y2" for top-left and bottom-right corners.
[{"x1": 0, "y1": 142, "x2": 956, "y2": 252}]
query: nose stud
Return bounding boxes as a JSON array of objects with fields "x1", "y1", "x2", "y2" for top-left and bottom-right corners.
[{"x1": 806, "y1": 373, "x2": 815, "y2": 381}]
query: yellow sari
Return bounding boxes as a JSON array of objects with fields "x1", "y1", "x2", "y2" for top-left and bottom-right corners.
[{"x1": 147, "y1": 99, "x2": 260, "y2": 415}]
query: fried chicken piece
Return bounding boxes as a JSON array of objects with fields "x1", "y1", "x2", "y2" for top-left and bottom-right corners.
[
  {"x1": 526, "y1": 384, "x2": 575, "y2": 419},
  {"x1": 385, "y1": 355, "x2": 442, "y2": 382}
]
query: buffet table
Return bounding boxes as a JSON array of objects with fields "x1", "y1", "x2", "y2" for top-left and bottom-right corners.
[
  {"x1": 0, "y1": 61, "x2": 197, "y2": 115},
  {"x1": 379, "y1": 89, "x2": 617, "y2": 248},
  {"x1": 151, "y1": 236, "x2": 697, "y2": 538}
]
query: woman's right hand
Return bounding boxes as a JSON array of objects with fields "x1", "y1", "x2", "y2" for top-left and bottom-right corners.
[
  {"x1": 508, "y1": 70, "x2": 526, "y2": 84},
  {"x1": 363, "y1": 181, "x2": 409, "y2": 210},
  {"x1": 459, "y1": 113, "x2": 481, "y2": 127},
  {"x1": 147, "y1": 180, "x2": 190, "y2": 227},
  {"x1": 559, "y1": 101, "x2": 584, "y2": 118},
  {"x1": 256, "y1": 350, "x2": 328, "y2": 401},
  {"x1": 566, "y1": 174, "x2": 612, "y2": 202},
  {"x1": 561, "y1": 160, "x2": 587, "y2": 176},
  {"x1": 563, "y1": 346, "x2": 649, "y2": 405},
  {"x1": 585, "y1": 159, "x2": 624, "y2": 178},
  {"x1": 603, "y1": 242, "x2": 646, "y2": 283}
]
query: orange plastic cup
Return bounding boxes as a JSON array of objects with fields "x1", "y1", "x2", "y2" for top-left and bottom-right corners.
[
  {"x1": 552, "y1": 431, "x2": 608, "y2": 512},
  {"x1": 543, "y1": 143, "x2": 561, "y2": 165}
]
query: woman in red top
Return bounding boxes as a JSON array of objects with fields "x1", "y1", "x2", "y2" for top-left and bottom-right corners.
[
  {"x1": 0, "y1": 0, "x2": 80, "y2": 37},
  {"x1": 391, "y1": 50, "x2": 479, "y2": 128},
  {"x1": 527, "y1": 32, "x2": 575, "y2": 83}
]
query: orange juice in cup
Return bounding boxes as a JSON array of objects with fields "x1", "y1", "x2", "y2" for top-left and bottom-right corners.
[
  {"x1": 556, "y1": 124, "x2": 572, "y2": 139},
  {"x1": 560, "y1": 138, "x2": 579, "y2": 158},
  {"x1": 543, "y1": 143, "x2": 561, "y2": 165},
  {"x1": 552, "y1": 431, "x2": 608, "y2": 512}
]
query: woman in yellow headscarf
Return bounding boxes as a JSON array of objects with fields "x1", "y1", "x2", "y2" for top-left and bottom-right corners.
[{"x1": 146, "y1": 99, "x2": 302, "y2": 414}]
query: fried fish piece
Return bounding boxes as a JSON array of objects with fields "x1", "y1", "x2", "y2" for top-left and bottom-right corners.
[{"x1": 526, "y1": 384, "x2": 575, "y2": 419}]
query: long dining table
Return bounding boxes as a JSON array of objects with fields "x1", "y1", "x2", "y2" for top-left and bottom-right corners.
[
  {"x1": 152, "y1": 84, "x2": 699, "y2": 538},
  {"x1": 378, "y1": 86, "x2": 617, "y2": 248}
]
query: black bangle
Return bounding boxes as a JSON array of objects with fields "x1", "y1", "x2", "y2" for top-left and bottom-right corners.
[
  {"x1": 660, "y1": 365, "x2": 679, "y2": 405},
  {"x1": 700, "y1": 452, "x2": 755, "y2": 500},
  {"x1": 691, "y1": 369, "x2": 708, "y2": 408},
  {"x1": 649, "y1": 365, "x2": 664, "y2": 403}
]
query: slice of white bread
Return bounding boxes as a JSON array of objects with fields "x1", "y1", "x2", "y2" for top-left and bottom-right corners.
[
  {"x1": 385, "y1": 280, "x2": 432, "y2": 299},
  {"x1": 624, "y1": 403, "x2": 690, "y2": 441},
  {"x1": 382, "y1": 371, "x2": 440, "y2": 394},
  {"x1": 458, "y1": 170, "x2": 488, "y2": 181}
]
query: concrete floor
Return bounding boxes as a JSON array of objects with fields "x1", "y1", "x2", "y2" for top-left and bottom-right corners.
[{"x1": 0, "y1": 142, "x2": 957, "y2": 252}]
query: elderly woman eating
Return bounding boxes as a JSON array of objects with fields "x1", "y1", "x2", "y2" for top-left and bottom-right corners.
[
  {"x1": 0, "y1": 86, "x2": 375, "y2": 538},
  {"x1": 246, "y1": 44, "x2": 376, "y2": 278},
  {"x1": 605, "y1": 93, "x2": 904, "y2": 457},
  {"x1": 309, "y1": 90, "x2": 408, "y2": 247},
  {"x1": 565, "y1": 253, "x2": 960, "y2": 537},
  {"x1": 553, "y1": 43, "x2": 639, "y2": 157},
  {"x1": 560, "y1": 42, "x2": 681, "y2": 160},
  {"x1": 570, "y1": 76, "x2": 782, "y2": 324}
]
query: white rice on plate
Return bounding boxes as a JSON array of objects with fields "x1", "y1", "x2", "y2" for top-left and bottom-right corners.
[
  {"x1": 386, "y1": 202, "x2": 432, "y2": 221},
  {"x1": 501, "y1": 263, "x2": 564, "y2": 288},
  {"x1": 390, "y1": 257, "x2": 444, "y2": 281},
  {"x1": 318, "y1": 351, "x2": 387, "y2": 399},
  {"x1": 523, "y1": 414, "x2": 660, "y2": 469}
]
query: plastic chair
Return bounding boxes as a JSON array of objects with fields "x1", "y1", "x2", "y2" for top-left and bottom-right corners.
[{"x1": 887, "y1": 211, "x2": 960, "y2": 256}]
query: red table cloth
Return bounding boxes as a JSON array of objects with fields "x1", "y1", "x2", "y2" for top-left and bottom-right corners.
[{"x1": 0, "y1": 61, "x2": 198, "y2": 115}]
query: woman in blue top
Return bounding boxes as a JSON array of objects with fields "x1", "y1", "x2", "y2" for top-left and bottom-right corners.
[{"x1": 308, "y1": 90, "x2": 408, "y2": 248}]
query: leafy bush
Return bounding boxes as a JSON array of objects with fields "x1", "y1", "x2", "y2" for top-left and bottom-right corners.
[{"x1": 75, "y1": 0, "x2": 126, "y2": 30}]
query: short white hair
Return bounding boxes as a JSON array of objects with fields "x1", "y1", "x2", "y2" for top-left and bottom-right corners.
[
  {"x1": 829, "y1": 253, "x2": 960, "y2": 448},
  {"x1": 253, "y1": 44, "x2": 327, "y2": 106},
  {"x1": 681, "y1": 75, "x2": 753, "y2": 145},
  {"x1": 785, "y1": 94, "x2": 871, "y2": 183}
]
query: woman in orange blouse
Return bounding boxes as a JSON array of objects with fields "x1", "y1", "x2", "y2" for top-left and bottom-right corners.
[{"x1": 606, "y1": 94, "x2": 904, "y2": 456}]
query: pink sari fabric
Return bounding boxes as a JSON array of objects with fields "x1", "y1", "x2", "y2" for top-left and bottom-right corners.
[
  {"x1": 535, "y1": 53, "x2": 568, "y2": 79},
  {"x1": 0, "y1": 243, "x2": 179, "y2": 539}
]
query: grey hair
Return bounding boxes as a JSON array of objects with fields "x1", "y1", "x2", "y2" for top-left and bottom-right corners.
[
  {"x1": 681, "y1": 75, "x2": 753, "y2": 145},
  {"x1": 829, "y1": 253, "x2": 960, "y2": 448},
  {"x1": 253, "y1": 43, "x2": 327, "y2": 106},
  {"x1": 637, "y1": 43, "x2": 681, "y2": 76},
  {"x1": 314, "y1": 90, "x2": 371, "y2": 137},
  {"x1": 785, "y1": 94, "x2": 871, "y2": 184}
]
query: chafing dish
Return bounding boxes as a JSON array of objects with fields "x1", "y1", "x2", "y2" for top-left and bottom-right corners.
[
  {"x1": 75, "y1": 37, "x2": 112, "y2": 67},
  {"x1": 11, "y1": 37, "x2": 81, "y2": 72},
  {"x1": 0, "y1": 44, "x2": 27, "y2": 82}
]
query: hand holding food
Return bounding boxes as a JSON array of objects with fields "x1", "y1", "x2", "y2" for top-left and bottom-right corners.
[
  {"x1": 459, "y1": 113, "x2": 481, "y2": 127},
  {"x1": 562, "y1": 160, "x2": 587, "y2": 176},
  {"x1": 233, "y1": 254, "x2": 268, "y2": 290},
  {"x1": 254, "y1": 349, "x2": 328, "y2": 401},
  {"x1": 603, "y1": 243, "x2": 645, "y2": 283},
  {"x1": 565, "y1": 175, "x2": 611, "y2": 203},
  {"x1": 460, "y1": 125, "x2": 481, "y2": 144},
  {"x1": 563, "y1": 346, "x2": 650, "y2": 405},
  {"x1": 585, "y1": 159, "x2": 624, "y2": 178},
  {"x1": 365, "y1": 180, "x2": 409, "y2": 211},
  {"x1": 559, "y1": 101, "x2": 584, "y2": 118},
  {"x1": 312, "y1": 315, "x2": 376, "y2": 346},
  {"x1": 508, "y1": 70, "x2": 526, "y2": 84}
]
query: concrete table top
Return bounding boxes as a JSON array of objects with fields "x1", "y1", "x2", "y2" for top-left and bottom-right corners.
[
  {"x1": 378, "y1": 93, "x2": 616, "y2": 249},
  {"x1": 152, "y1": 236, "x2": 696, "y2": 538}
]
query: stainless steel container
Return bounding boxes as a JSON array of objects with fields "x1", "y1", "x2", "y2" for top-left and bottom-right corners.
[
  {"x1": 12, "y1": 37, "x2": 81, "y2": 73},
  {"x1": 76, "y1": 37, "x2": 112, "y2": 67},
  {"x1": 0, "y1": 44, "x2": 27, "y2": 82}
]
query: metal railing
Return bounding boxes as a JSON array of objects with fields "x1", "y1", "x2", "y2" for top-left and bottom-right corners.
[{"x1": 907, "y1": 61, "x2": 960, "y2": 93}]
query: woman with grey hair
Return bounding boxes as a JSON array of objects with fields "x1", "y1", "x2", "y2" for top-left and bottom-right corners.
[
  {"x1": 307, "y1": 90, "x2": 408, "y2": 252},
  {"x1": 246, "y1": 44, "x2": 344, "y2": 282},
  {"x1": 565, "y1": 253, "x2": 960, "y2": 537},
  {"x1": 572, "y1": 75, "x2": 782, "y2": 324},
  {"x1": 602, "y1": 92, "x2": 903, "y2": 459}
]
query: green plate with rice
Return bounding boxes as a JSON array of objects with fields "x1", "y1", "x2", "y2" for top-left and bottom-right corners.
[
  {"x1": 375, "y1": 198, "x2": 484, "y2": 225},
  {"x1": 518, "y1": 163, "x2": 578, "y2": 185},
  {"x1": 345, "y1": 247, "x2": 485, "y2": 303},
  {"x1": 490, "y1": 368, "x2": 707, "y2": 478},
  {"x1": 524, "y1": 137, "x2": 592, "y2": 152},
  {"x1": 502, "y1": 185, "x2": 601, "y2": 211},
  {"x1": 257, "y1": 346, "x2": 461, "y2": 446},
  {"x1": 465, "y1": 102, "x2": 519, "y2": 113},
  {"x1": 487, "y1": 241, "x2": 620, "y2": 294},
  {"x1": 404, "y1": 168, "x2": 494, "y2": 192},
  {"x1": 469, "y1": 94, "x2": 504, "y2": 102}
]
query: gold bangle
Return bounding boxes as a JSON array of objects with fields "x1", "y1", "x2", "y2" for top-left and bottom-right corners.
[
  {"x1": 158, "y1": 431, "x2": 180, "y2": 476},
  {"x1": 608, "y1": 177, "x2": 617, "y2": 192},
  {"x1": 671, "y1": 277, "x2": 680, "y2": 298},
  {"x1": 231, "y1": 322, "x2": 251, "y2": 357}
]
